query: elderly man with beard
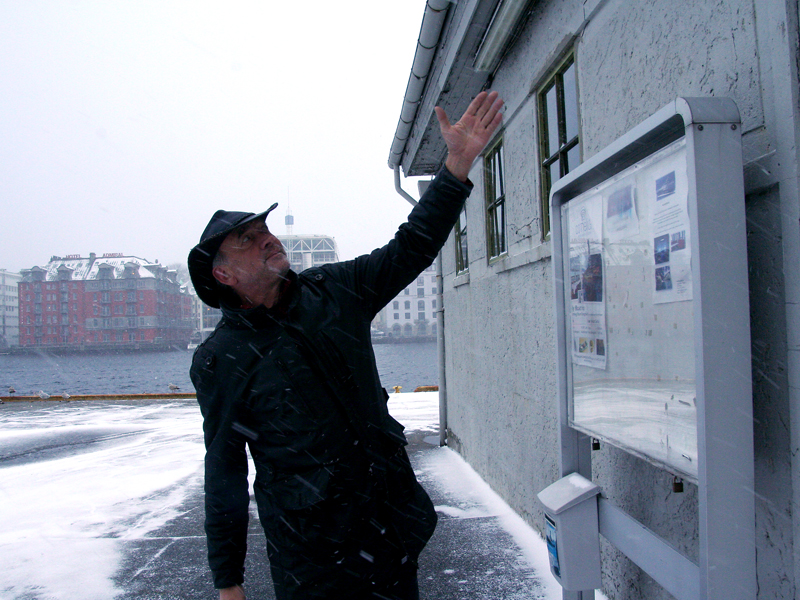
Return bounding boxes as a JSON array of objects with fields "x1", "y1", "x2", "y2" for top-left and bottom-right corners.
[{"x1": 188, "y1": 91, "x2": 503, "y2": 600}]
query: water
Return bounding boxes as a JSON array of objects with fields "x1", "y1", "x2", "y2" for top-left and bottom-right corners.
[{"x1": 0, "y1": 342, "x2": 438, "y2": 396}]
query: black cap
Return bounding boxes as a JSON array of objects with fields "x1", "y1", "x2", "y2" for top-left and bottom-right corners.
[{"x1": 188, "y1": 203, "x2": 278, "y2": 308}]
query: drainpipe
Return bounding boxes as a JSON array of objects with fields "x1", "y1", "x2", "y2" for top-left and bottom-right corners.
[
  {"x1": 390, "y1": 0, "x2": 452, "y2": 447},
  {"x1": 395, "y1": 168, "x2": 448, "y2": 448},
  {"x1": 433, "y1": 253, "x2": 447, "y2": 447}
]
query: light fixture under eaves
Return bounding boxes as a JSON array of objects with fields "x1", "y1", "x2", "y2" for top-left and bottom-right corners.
[{"x1": 474, "y1": 0, "x2": 530, "y2": 73}]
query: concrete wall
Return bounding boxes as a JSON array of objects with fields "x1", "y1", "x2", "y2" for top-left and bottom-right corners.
[{"x1": 440, "y1": 0, "x2": 800, "y2": 597}]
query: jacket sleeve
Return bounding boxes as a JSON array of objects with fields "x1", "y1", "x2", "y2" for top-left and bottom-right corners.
[
  {"x1": 325, "y1": 166, "x2": 472, "y2": 318},
  {"x1": 192, "y1": 349, "x2": 251, "y2": 589}
]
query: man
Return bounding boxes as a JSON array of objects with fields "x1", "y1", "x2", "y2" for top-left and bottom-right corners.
[{"x1": 188, "y1": 91, "x2": 503, "y2": 600}]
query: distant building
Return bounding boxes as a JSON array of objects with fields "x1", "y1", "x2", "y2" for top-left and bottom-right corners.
[
  {"x1": 278, "y1": 234, "x2": 338, "y2": 272},
  {"x1": 18, "y1": 253, "x2": 192, "y2": 348},
  {"x1": 375, "y1": 263, "x2": 438, "y2": 338},
  {"x1": 0, "y1": 270, "x2": 21, "y2": 348}
]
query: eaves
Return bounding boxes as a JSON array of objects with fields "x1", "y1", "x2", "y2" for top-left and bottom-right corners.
[{"x1": 394, "y1": 0, "x2": 501, "y2": 177}]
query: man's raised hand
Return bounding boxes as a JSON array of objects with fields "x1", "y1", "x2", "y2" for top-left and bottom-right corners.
[{"x1": 435, "y1": 91, "x2": 504, "y2": 182}]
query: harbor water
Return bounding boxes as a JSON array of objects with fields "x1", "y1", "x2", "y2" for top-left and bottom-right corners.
[{"x1": 0, "y1": 342, "x2": 438, "y2": 397}]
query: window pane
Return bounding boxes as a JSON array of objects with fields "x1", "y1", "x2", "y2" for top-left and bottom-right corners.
[
  {"x1": 458, "y1": 233, "x2": 469, "y2": 271},
  {"x1": 563, "y1": 62, "x2": 579, "y2": 142},
  {"x1": 567, "y1": 144, "x2": 581, "y2": 174},
  {"x1": 549, "y1": 158, "x2": 561, "y2": 186},
  {"x1": 496, "y1": 146, "x2": 505, "y2": 197},
  {"x1": 545, "y1": 85, "x2": 560, "y2": 156},
  {"x1": 496, "y1": 202, "x2": 505, "y2": 253},
  {"x1": 455, "y1": 211, "x2": 466, "y2": 272}
]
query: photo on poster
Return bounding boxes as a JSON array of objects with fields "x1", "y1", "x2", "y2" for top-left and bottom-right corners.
[
  {"x1": 570, "y1": 256, "x2": 583, "y2": 300},
  {"x1": 569, "y1": 251, "x2": 603, "y2": 302},
  {"x1": 671, "y1": 230, "x2": 686, "y2": 251},
  {"x1": 582, "y1": 253, "x2": 603, "y2": 302},
  {"x1": 656, "y1": 171, "x2": 676, "y2": 200},
  {"x1": 655, "y1": 265, "x2": 672, "y2": 291},
  {"x1": 654, "y1": 234, "x2": 670, "y2": 265},
  {"x1": 606, "y1": 184, "x2": 638, "y2": 238}
]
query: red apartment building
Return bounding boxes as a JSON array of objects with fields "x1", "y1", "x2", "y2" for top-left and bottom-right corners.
[{"x1": 18, "y1": 253, "x2": 192, "y2": 349}]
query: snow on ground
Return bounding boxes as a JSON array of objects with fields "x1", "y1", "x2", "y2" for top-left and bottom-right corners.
[
  {"x1": 0, "y1": 401, "x2": 205, "y2": 600},
  {"x1": 0, "y1": 393, "x2": 600, "y2": 600}
]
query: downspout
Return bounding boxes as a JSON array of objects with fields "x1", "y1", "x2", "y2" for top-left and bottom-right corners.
[
  {"x1": 390, "y1": 0, "x2": 452, "y2": 448},
  {"x1": 394, "y1": 169, "x2": 448, "y2": 448}
]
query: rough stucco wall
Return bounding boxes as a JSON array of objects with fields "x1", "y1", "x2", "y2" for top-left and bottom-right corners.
[
  {"x1": 444, "y1": 257, "x2": 560, "y2": 526},
  {"x1": 746, "y1": 184, "x2": 795, "y2": 599},
  {"x1": 579, "y1": 0, "x2": 762, "y2": 157},
  {"x1": 440, "y1": 0, "x2": 796, "y2": 597}
]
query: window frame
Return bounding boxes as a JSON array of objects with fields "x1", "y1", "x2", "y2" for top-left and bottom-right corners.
[
  {"x1": 538, "y1": 51, "x2": 580, "y2": 239},
  {"x1": 484, "y1": 137, "x2": 507, "y2": 262},
  {"x1": 454, "y1": 206, "x2": 469, "y2": 273}
]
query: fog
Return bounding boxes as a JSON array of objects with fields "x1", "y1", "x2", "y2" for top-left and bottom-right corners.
[{"x1": 0, "y1": 1, "x2": 427, "y2": 273}]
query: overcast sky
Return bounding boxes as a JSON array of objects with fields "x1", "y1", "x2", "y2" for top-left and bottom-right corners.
[{"x1": 0, "y1": 1, "x2": 433, "y2": 275}]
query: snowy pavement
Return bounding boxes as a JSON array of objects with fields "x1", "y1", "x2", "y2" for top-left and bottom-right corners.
[{"x1": 0, "y1": 393, "x2": 568, "y2": 600}]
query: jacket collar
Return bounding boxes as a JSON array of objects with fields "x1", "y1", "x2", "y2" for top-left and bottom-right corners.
[{"x1": 219, "y1": 270, "x2": 299, "y2": 330}]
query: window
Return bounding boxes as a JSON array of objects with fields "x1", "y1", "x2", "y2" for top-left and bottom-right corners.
[
  {"x1": 417, "y1": 288, "x2": 424, "y2": 297},
  {"x1": 454, "y1": 206, "x2": 469, "y2": 273},
  {"x1": 538, "y1": 52, "x2": 580, "y2": 237},
  {"x1": 404, "y1": 313, "x2": 411, "y2": 320},
  {"x1": 418, "y1": 312, "x2": 425, "y2": 321},
  {"x1": 404, "y1": 301, "x2": 410, "y2": 310},
  {"x1": 484, "y1": 139, "x2": 506, "y2": 260},
  {"x1": 392, "y1": 301, "x2": 399, "y2": 310},
  {"x1": 418, "y1": 300, "x2": 425, "y2": 310},
  {"x1": 393, "y1": 313, "x2": 399, "y2": 320}
]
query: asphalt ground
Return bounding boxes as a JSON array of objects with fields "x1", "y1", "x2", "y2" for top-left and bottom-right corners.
[{"x1": 111, "y1": 428, "x2": 550, "y2": 600}]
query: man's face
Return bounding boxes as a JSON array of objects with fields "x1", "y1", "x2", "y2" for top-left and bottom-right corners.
[{"x1": 212, "y1": 218, "x2": 290, "y2": 306}]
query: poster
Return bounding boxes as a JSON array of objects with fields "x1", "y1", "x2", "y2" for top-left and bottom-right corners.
[
  {"x1": 569, "y1": 195, "x2": 607, "y2": 370},
  {"x1": 605, "y1": 184, "x2": 639, "y2": 241},
  {"x1": 648, "y1": 156, "x2": 692, "y2": 304}
]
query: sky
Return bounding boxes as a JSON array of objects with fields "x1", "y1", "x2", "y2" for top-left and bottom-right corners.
[
  {"x1": 0, "y1": 1, "x2": 434, "y2": 275},
  {"x1": 0, "y1": 394, "x2": 591, "y2": 600}
]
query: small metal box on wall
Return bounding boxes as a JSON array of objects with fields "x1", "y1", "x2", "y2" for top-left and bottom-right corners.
[
  {"x1": 537, "y1": 473, "x2": 602, "y2": 591},
  {"x1": 547, "y1": 97, "x2": 755, "y2": 600}
]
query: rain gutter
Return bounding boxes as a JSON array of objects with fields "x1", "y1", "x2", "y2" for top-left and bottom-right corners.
[
  {"x1": 388, "y1": 0, "x2": 452, "y2": 170},
  {"x1": 391, "y1": 0, "x2": 453, "y2": 447}
]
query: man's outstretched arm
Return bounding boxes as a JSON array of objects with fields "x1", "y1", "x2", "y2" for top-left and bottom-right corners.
[{"x1": 436, "y1": 90, "x2": 504, "y2": 182}]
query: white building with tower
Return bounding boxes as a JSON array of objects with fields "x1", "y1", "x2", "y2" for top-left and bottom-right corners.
[{"x1": 278, "y1": 206, "x2": 339, "y2": 273}]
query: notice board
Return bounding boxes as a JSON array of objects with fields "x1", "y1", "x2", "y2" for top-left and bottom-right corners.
[
  {"x1": 562, "y1": 138, "x2": 697, "y2": 479},
  {"x1": 549, "y1": 97, "x2": 755, "y2": 599}
]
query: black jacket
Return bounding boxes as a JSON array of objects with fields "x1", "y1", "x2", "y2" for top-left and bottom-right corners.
[{"x1": 190, "y1": 168, "x2": 472, "y2": 598}]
